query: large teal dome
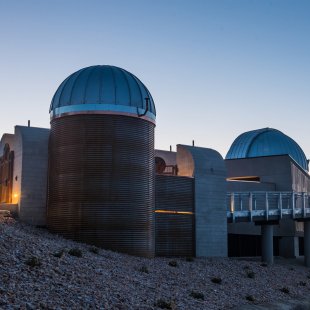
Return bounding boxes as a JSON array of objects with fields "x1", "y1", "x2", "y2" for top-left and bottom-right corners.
[
  {"x1": 49, "y1": 65, "x2": 156, "y2": 122},
  {"x1": 226, "y1": 128, "x2": 308, "y2": 171}
]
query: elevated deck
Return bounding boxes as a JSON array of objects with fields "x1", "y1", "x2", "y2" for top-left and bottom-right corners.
[{"x1": 226, "y1": 191, "x2": 310, "y2": 266}]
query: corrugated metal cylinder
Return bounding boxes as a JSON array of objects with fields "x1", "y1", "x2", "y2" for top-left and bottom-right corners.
[{"x1": 47, "y1": 114, "x2": 155, "y2": 257}]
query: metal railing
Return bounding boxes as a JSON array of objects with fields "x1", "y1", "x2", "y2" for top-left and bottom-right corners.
[{"x1": 227, "y1": 192, "x2": 310, "y2": 222}]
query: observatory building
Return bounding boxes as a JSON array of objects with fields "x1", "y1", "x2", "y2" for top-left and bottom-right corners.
[
  {"x1": 48, "y1": 65, "x2": 156, "y2": 257},
  {"x1": 226, "y1": 128, "x2": 310, "y2": 258},
  {"x1": 0, "y1": 65, "x2": 310, "y2": 264}
]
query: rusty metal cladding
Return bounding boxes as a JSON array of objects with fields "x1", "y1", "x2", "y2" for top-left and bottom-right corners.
[
  {"x1": 155, "y1": 175, "x2": 195, "y2": 257},
  {"x1": 47, "y1": 114, "x2": 155, "y2": 257}
]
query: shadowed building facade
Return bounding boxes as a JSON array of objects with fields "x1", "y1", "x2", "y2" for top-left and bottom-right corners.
[
  {"x1": 0, "y1": 67, "x2": 309, "y2": 262},
  {"x1": 0, "y1": 65, "x2": 228, "y2": 258}
]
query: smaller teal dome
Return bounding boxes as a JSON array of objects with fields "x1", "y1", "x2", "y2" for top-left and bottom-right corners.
[
  {"x1": 226, "y1": 128, "x2": 308, "y2": 171},
  {"x1": 49, "y1": 65, "x2": 156, "y2": 123}
]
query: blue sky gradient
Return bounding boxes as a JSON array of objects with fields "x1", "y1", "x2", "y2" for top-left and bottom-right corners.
[{"x1": 0, "y1": 0, "x2": 309, "y2": 157}]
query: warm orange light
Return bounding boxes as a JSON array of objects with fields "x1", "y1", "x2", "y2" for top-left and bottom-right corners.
[
  {"x1": 227, "y1": 176, "x2": 260, "y2": 183},
  {"x1": 155, "y1": 210, "x2": 193, "y2": 215},
  {"x1": 12, "y1": 193, "x2": 19, "y2": 203}
]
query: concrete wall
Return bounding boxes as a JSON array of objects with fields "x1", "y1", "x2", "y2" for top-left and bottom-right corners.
[
  {"x1": 1, "y1": 126, "x2": 49, "y2": 225},
  {"x1": 227, "y1": 155, "x2": 310, "y2": 193},
  {"x1": 177, "y1": 144, "x2": 227, "y2": 257},
  {"x1": 279, "y1": 236, "x2": 299, "y2": 258},
  {"x1": 291, "y1": 162, "x2": 310, "y2": 192},
  {"x1": 227, "y1": 181, "x2": 275, "y2": 192},
  {"x1": 226, "y1": 155, "x2": 293, "y2": 191},
  {"x1": 228, "y1": 219, "x2": 296, "y2": 237},
  {"x1": 16, "y1": 126, "x2": 49, "y2": 226}
]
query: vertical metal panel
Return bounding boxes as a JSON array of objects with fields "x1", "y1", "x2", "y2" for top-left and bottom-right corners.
[
  {"x1": 155, "y1": 175, "x2": 194, "y2": 257},
  {"x1": 47, "y1": 114, "x2": 155, "y2": 257}
]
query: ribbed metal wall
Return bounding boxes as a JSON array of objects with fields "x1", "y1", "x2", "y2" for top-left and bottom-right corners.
[
  {"x1": 155, "y1": 175, "x2": 195, "y2": 257},
  {"x1": 47, "y1": 114, "x2": 155, "y2": 257}
]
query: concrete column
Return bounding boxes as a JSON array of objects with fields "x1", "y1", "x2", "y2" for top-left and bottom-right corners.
[
  {"x1": 261, "y1": 225, "x2": 273, "y2": 264},
  {"x1": 177, "y1": 144, "x2": 227, "y2": 257},
  {"x1": 304, "y1": 221, "x2": 310, "y2": 267}
]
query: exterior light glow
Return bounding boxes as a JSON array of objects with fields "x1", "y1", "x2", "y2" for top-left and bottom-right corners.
[
  {"x1": 155, "y1": 210, "x2": 193, "y2": 215},
  {"x1": 12, "y1": 193, "x2": 19, "y2": 203},
  {"x1": 227, "y1": 176, "x2": 260, "y2": 183}
]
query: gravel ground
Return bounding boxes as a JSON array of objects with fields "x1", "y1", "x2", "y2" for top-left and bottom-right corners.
[{"x1": 1, "y1": 214, "x2": 310, "y2": 310}]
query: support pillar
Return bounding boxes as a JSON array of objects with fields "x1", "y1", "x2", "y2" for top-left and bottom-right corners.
[
  {"x1": 304, "y1": 221, "x2": 310, "y2": 267},
  {"x1": 261, "y1": 224, "x2": 274, "y2": 264}
]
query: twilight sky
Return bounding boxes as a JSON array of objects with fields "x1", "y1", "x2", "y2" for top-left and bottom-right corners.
[{"x1": 0, "y1": 0, "x2": 309, "y2": 158}]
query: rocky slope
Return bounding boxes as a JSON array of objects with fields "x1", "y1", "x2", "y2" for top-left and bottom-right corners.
[{"x1": 1, "y1": 214, "x2": 310, "y2": 310}]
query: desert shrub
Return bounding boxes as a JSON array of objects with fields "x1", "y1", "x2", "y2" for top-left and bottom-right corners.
[
  {"x1": 53, "y1": 249, "x2": 65, "y2": 258},
  {"x1": 280, "y1": 287, "x2": 290, "y2": 294},
  {"x1": 190, "y1": 290, "x2": 204, "y2": 300},
  {"x1": 211, "y1": 277, "x2": 222, "y2": 284},
  {"x1": 68, "y1": 248, "x2": 82, "y2": 257},
  {"x1": 154, "y1": 299, "x2": 172, "y2": 309},
  {"x1": 246, "y1": 295, "x2": 255, "y2": 302},
  {"x1": 299, "y1": 281, "x2": 306, "y2": 286},
  {"x1": 168, "y1": 260, "x2": 178, "y2": 267},
  {"x1": 25, "y1": 256, "x2": 42, "y2": 267},
  {"x1": 246, "y1": 271, "x2": 255, "y2": 279},
  {"x1": 139, "y1": 266, "x2": 149, "y2": 274}
]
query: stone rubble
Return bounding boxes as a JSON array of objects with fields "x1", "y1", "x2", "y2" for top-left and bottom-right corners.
[{"x1": 1, "y1": 214, "x2": 310, "y2": 310}]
